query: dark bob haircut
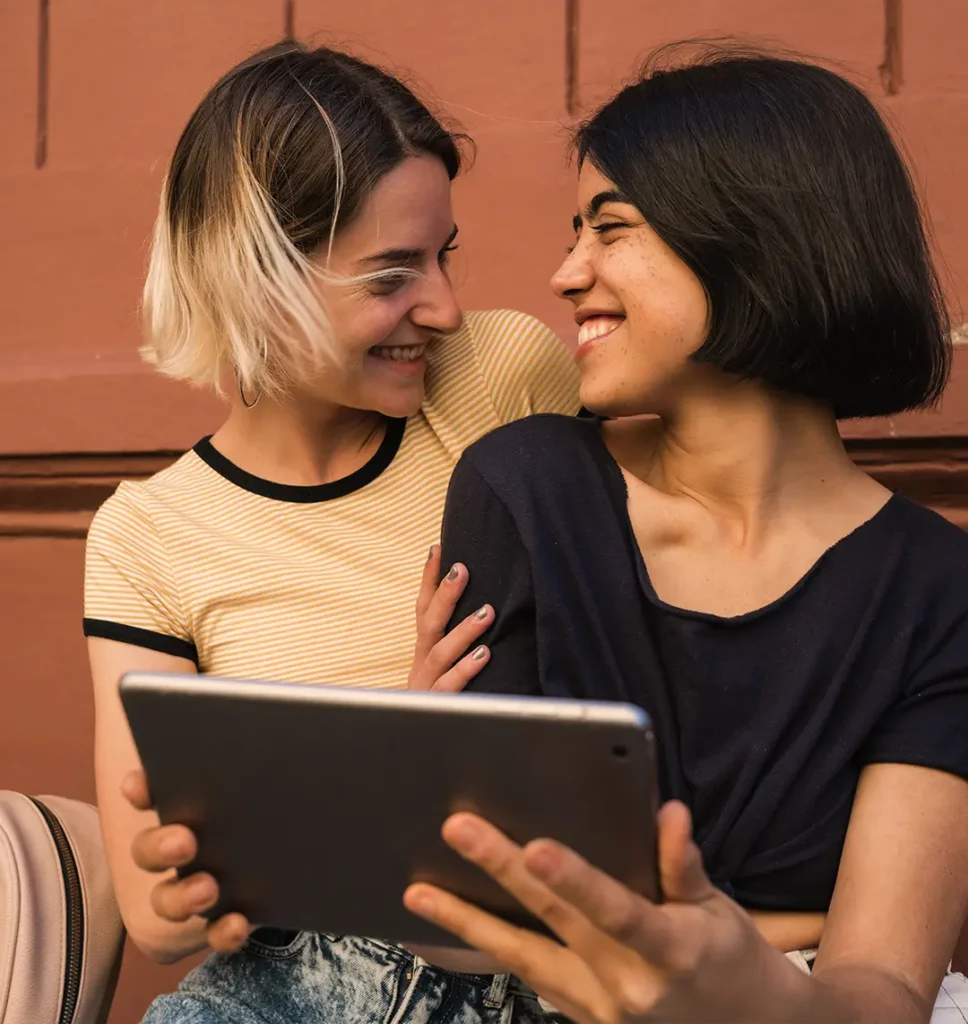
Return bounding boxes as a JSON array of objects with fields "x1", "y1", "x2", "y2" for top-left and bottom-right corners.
[{"x1": 574, "y1": 45, "x2": 951, "y2": 418}]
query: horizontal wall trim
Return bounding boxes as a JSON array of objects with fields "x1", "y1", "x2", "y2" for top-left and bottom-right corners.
[
  {"x1": 0, "y1": 439, "x2": 966, "y2": 537},
  {"x1": 0, "y1": 450, "x2": 177, "y2": 537}
]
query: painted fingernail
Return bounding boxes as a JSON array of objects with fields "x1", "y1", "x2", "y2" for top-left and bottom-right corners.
[
  {"x1": 428, "y1": 545, "x2": 438, "y2": 562},
  {"x1": 473, "y1": 604, "x2": 490, "y2": 621},
  {"x1": 471, "y1": 646, "x2": 488, "y2": 661},
  {"x1": 445, "y1": 565, "x2": 460, "y2": 582}
]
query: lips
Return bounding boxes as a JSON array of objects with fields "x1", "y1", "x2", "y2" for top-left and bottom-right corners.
[{"x1": 577, "y1": 315, "x2": 625, "y2": 348}]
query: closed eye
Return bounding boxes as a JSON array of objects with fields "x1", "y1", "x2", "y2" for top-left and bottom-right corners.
[{"x1": 592, "y1": 222, "x2": 628, "y2": 234}]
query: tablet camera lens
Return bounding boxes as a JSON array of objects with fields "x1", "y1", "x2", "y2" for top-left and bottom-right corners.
[{"x1": 612, "y1": 744, "x2": 628, "y2": 759}]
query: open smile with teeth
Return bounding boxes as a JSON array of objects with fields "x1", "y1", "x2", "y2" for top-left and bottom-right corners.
[
  {"x1": 368, "y1": 344, "x2": 426, "y2": 362},
  {"x1": 577, "y1": 315, "x2": 625, "y2": 347}
]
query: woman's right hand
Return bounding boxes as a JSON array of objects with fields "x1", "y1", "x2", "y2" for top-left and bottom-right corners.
[
  {"x1": 122, "y1": 769, "x2": 253, "y2": 954},
  {"x1": 408, "y1": 545, "x2": 494, "y2": 692}
]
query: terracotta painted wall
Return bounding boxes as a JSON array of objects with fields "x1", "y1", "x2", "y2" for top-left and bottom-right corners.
[{"x1": 0, "y1": 3, "x2": 966, "y2": 1020}]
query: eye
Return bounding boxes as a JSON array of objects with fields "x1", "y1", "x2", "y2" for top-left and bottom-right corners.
[
  {"x1": 368, "y1": 272, "x2": 413, "y2": 296},
  {"x1": 592, "y1": 222, "x2": 628, "y2": 240},
  {"x1": 438, "y1": 244, "x2": 459, "y2": 266}
]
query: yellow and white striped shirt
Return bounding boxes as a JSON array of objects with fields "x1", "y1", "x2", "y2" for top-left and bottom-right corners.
[{"x1": 84, "y1": 310, "x2": 579, "y2": 688}]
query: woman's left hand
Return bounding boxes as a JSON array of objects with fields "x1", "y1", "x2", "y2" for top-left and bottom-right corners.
[
  {"x1": 403, "y1": 802, "x2": 808, "y2": 1024},
  {"x1": 408, "y1": 544, "x2": 494, "y2": 692}
]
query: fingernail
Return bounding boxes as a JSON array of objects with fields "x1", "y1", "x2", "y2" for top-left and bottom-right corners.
[
  {"x1": 160, "y1": 834, "x2": 187, "y2": 860},
  {"x1": 473, "y1": 604, "x2": 490, "y2": 621},
  {"x1": 471, "y1": 645, "x2": 488, "y2": 661},
  {"x1": 408, "y1": 890, "x2": 436, "y2": 916},
  {"x1": 445, "y1": 564, "x2": 460, "y2": 582},
  {"x1": 526, "y1": 845, "x2": 561, "y2": 880},
  {"x1": 448, "y1": 816, "x2": 484, "y2": 851},
  {"x1": 188, "y1": 876, "x2": 215, "y2": 906},
  {"x1": 428, "y1": 545, "x2": 438, "y2": 562}
]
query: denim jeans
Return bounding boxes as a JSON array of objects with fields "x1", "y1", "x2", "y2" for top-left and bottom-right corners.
[{"x1": 142, "y1": 930, "x2": 561, "y2": 1023}]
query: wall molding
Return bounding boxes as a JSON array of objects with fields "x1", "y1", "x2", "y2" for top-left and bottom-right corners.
[
  {"x1": 845, "y1": 437, "x2": 968, "y2": 529},
  {"x1": 0, "y1": 451, "x2": 178, "y2": 537},
  {"x1": 0, "y1": 439, "x2": 966, "y2": 538}
]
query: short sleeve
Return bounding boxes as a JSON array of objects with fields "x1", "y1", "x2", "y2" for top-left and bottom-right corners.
[
  {"x1": 469, "y1": 310, "x2": 580, "y2": 424},
  {"x1": 83, "y1": 485, "x2": 197, "y2": 663},
  {"x1": 440, "y1": 455, "x2": 541, "y2": 696},
  {"x1": 861, "y1": 609, "x2": 968, "y2": 780}
]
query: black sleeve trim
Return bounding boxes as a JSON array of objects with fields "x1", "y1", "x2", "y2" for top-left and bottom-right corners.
[{"x1": 82, "y1": 618, "x2": 199, "y2": 665}]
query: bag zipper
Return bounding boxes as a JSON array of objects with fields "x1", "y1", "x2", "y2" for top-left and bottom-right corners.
[{"x1": 29, "y1": 798, "x2": 84, "y2": 1024}]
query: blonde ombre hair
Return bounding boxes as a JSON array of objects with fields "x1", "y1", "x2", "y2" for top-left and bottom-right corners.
[{"x1": 142, "y1": 42, "x2": 465, "y2": 398}]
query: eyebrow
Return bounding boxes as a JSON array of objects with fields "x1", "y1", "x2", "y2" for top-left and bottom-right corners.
[
  {"x1": 359, "y1": 225, "x2": 459, "y2": 266},
  {"x1": 571, "y1": 189, "x2": 632, "y2": 233}
]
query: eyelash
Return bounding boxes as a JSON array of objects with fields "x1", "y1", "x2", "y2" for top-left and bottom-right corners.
[
  {"x1": 369, "y1": 272, "x2": 413, "y2": 295},
  {"x1": 566, "y1": 223, "x2": 626, "y2": 254},
  {"x1": 369, "y1": 245, "x2": 460, "y2": 296}
]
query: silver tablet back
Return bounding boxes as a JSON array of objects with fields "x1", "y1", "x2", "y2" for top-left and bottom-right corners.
[{"x1": 121, "y1": 672, "x2": 659, "y2": 947}]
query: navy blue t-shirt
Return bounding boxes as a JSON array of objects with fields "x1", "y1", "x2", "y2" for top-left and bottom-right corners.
[{"x1": 441, "y1": 414, "x2": 968, "y2": 912}]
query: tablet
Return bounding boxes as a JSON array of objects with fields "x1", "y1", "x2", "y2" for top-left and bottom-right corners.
[{"x1": 120, "y1": 672, "x2": 660, "y2": 947}]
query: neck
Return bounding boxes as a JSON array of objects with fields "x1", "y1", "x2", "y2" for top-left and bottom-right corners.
[
  {"x1": 643, "y1": 379, "x2": 858, "y2": 526},
  {"x1": 212, "y1": 390, "x2": 387, "y2": 488}
]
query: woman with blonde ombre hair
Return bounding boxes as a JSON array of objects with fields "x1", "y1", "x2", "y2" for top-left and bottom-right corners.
[{"x1": 84, "y1": 41, "x2": 578, "y2": 1023}]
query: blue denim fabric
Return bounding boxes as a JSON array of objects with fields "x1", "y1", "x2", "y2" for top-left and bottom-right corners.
[{"x1": 142, "y1": 931, "x2": 560, "y2": 1023}]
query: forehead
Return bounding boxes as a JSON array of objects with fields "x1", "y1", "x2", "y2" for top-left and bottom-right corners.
[
  {"x1": 577, "y1": 161, "x2": 618, "y2": 202},
  {"x1": 338, "y1": 155, "x2": 454, "y2": 250}
]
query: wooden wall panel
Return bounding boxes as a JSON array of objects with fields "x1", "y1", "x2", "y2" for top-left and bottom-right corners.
[
  {"x1": 576, "y1": 0, "x2": 884, "y2": 111},
  {"x1": 0, "y1": 1, "x2": 282, "y2": 454},
  {"x1": 0, "y1": 4, "x2": 39, "y2": 173},
  {"x1": 49, "y1": 0, "x2": 283, "y2": 165},
  {"x1": 297, "y1": 0, "x2": 577, "y2": 337},
  {"x1": 904, "y1": 0, "x2": 968, "y2": 92}
]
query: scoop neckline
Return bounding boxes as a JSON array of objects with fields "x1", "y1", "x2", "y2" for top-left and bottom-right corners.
[
  {"x1": 586, "y1": 421, "x2": 900, "y2": 625},
  {"x1": 192, "y1": 417, "x2": 407, "y2": 504}
]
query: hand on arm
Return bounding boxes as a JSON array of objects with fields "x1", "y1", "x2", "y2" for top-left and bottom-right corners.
[{"x1": 408, "y1": 545, "x2": 493, "y2": 691}]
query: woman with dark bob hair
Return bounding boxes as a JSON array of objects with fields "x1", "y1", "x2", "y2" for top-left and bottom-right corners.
[{"x1": 405, "y1": 47, "x2": 968, "y2": 1022}]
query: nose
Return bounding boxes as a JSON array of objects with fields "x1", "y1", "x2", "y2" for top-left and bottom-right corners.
[
  {"x1": 550, "y1": 242, "x2": 594, "y2": 302},
  {"x1": 411, "y1": 265, "x2": 463, "y2": 335}
]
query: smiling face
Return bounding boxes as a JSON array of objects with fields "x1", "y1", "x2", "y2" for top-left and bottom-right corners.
[
  {"x1": 305, "y1": 154, "x2": 463, "y2": 418},
  {"x1": 551, "y1": 162, "x2": 709, "y2": 418}
]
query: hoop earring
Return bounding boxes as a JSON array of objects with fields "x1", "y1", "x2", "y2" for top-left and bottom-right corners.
[{"x1": 239, "y1": 377, "x2": 261, "y2": 409}]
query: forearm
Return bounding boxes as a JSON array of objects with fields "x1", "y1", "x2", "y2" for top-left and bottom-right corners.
[
  {"x1": 101, "y1": 809, "x2": 210, "y2": 963},
  {"x1": 804, "y1": 963, "x2": 927, "y2": 1024},
  {"x1": 761, "y1": 957, "x2": 927, "y2": 1024}
]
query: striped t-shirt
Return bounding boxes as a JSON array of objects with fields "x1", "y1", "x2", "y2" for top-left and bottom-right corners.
[{"x1": 83, "y1": 310, "x2": 579, "y2": 689}]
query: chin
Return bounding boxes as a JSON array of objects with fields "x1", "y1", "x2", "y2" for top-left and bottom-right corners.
[
  {"x1": 579, "y1": 380, "x2": 625, "y2": 418},
  {"x1": 371, "y1": 388, "x2": 425, "y2": 420},
  {"x1": 579, "y1": 381, "x2": 660, "y2": 420}
]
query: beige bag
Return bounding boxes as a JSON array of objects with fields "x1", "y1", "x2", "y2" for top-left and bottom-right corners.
[{"x1": 0, "y1": 793, "x2": 124, "y2": 1024}]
